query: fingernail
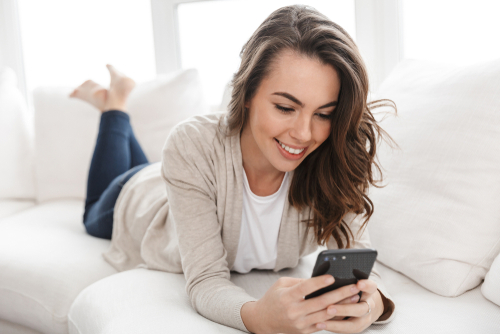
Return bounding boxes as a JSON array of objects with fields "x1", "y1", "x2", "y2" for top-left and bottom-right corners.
[
  {"x1": 317, "y1": 323, "x2": 326, "y2": 329},
  {"x1": 351, "y1": 295, "x2": 359, "y2": 302},
  {"x1": 359, "y1": 282, "x2": 365, "y2": 289},
  {"x1": 325, "y1": 276, "x2": 334, "y2": 284},
  {"x1": 351, "y1": 286, "x2": 359, "y2": 293},
  {"x1": 327, "y1": 307, "x2": 337, "y2": 315}
]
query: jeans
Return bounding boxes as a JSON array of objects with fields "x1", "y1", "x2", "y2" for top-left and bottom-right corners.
[{"x1": 83, "y1": 110, "x2": 151, "y2": 239}]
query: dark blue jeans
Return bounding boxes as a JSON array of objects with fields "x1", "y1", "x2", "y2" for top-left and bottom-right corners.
[{"x1": 83, "y1": 110, "x2": 151, "y2": 239}]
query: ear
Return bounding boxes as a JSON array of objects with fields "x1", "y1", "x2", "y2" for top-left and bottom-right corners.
[{"x1": 244, "y1": 101, "x2": 250, "y2": 109}]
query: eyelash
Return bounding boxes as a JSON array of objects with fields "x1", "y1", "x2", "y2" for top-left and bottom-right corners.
[{"x1": 274, "y1": 104, "x2": 332, "y2": 120}]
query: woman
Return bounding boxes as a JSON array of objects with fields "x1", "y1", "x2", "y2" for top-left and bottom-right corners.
[{"x1": 70, "y1": 5, "x2": 397, "y2": 334}]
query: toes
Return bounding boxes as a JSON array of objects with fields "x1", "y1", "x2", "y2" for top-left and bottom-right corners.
[{"x1": 106, "y1": 64, "x2": 119, "y2": 76}]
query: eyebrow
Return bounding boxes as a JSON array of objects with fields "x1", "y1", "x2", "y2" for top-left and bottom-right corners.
[{"x1": 272, "y1": 92, "x2": 338, "y2": 109}]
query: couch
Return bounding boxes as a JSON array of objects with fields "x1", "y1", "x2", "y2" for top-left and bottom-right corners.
[{"x1": 0, "y1": 59, "x2": 499, "y2": 334}]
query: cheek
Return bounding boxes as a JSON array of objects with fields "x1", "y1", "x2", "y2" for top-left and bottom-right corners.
[
  {"x1": 315, "y1": 122, "x2": 332, "y2": 143},
  {"x1": 254, "y1": 108, "x2": 282, "y2": 138}
]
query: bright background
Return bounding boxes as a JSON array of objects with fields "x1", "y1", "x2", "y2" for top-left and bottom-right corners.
[{"x1": 3, "y1": 0, "x2": 500, "y2": 112}]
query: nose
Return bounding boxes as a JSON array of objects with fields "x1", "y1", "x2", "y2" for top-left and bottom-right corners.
[{"x1": 290, "y1": 112, "x2": 312, "y2": 143}]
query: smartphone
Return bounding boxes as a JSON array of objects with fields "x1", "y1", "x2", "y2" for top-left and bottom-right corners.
[{"x1": 304, "y1": 248, "x2": 377, "y2": 300}]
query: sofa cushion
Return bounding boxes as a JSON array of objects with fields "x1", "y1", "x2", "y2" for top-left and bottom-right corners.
[
  {"x1": 0, "y1": 67, "x2": 36, "y2": 200},
  {"x1": 482, "y1": 252, "x2": 500, "y2": 306},
  {"x1": 68, "y1": 255, "x2": 498, "y2": 334},
  {"x1": 32, "y1": 68, "x2": 208, "y2": 202},
  {"x1": 68, "y1": 250, "x2": 320, "y2": 334},
  {"x1": 0, "y1": 200, "x2": 36, "y2": 220},
  {"x1": 0, "y1": 200, "x2": 117, "y2": 334},
  {"x1": 367, "y1": 58, "x2": 500, "y2": 297},
  {"x1": 0, "y1": 318, "x2": 42, "y2": 334}
]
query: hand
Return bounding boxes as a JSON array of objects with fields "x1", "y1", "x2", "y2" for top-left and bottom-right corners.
[
  {"x1": 242, "y1": 274, "x2": 374, "y2": 334},
  {"x1": 315, "y1": 278, "x2": 385, "y2": 333}
]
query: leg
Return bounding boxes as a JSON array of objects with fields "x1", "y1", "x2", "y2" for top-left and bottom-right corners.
[
  {"x1": 84, "y1": 110, "x2": 136, "y2": 210},
  {"x1": 83, "y1": 109, "x2": 150, "y2": 236},
  {"x1": 83, "y1": 162, "x2": 149, "y2": 239},
  {"x1": 129, "y1": 129, "x2": 149, "y2": 167},
  {"x1": 70, "y1": 65, "x2": 149, "y2": 238}
]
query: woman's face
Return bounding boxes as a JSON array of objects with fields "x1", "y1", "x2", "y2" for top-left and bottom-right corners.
[{"x1": 243, "y1": 49, "x2": 341, "y2": 174}]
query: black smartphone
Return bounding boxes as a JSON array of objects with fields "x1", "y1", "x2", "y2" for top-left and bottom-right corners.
[{"x1": 304, "y1": 248, "x2": 377, "y2": 300}]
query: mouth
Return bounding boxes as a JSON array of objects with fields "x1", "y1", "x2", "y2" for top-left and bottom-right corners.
[{"x1": 274, "y1": 138, "x2": 308, "y2": 159}]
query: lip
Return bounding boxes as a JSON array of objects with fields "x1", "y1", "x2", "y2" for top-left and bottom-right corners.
[
  {"x1": 275, "y1": 138, "x2": 309, "y2": 150},
  {"x1": 274, "y1": 138, "x2": 307, "y2": 160}
]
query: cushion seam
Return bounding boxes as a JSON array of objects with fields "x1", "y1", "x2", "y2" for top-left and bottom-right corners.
[
  {"x1": 455, "y1": 236, "x2": 500, "y2": 294},
  {"x1": 67, "y1": 313, "x2": 82, "y2": 334},
  {"x1": 0, "y1": 287, "x2": 68, "y2": 323}
]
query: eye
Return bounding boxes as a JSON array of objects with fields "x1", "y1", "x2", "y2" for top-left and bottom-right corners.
[
  {"x1": 274, "y1": 104, "x2": 294, "y2": 114},
  {"x1": 316, "y1": 113, "x2": 333, "y2": 121}
]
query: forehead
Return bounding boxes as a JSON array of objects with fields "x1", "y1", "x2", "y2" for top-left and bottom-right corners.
[{"x1": 259, "y1": 49, "x2": 341, "y2": 102}]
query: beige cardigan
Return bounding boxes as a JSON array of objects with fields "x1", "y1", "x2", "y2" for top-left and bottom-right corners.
[{"x1": 103, "y1": 112, "x2": 396, "y2": 332}]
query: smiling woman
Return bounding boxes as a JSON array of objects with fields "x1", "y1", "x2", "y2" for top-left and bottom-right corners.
[
  {"x1": 73, "y1": 4, "x2": 398, "y2": 334},
  {"x1": 239, "y1": 49, "x2": 340, "y2": 195}
]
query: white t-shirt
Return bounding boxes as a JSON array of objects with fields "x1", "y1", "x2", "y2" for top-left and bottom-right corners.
[{"x1": 232, "y1": 169, "x2": 290, "y2": 274}]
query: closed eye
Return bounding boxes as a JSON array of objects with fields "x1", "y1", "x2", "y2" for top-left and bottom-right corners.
[
  {"x1": 275, "y1": 104, "x2": 294, "y2": 113},
  {"x1": 274, "y1": 104, "x2": 333, "y2": 120}
]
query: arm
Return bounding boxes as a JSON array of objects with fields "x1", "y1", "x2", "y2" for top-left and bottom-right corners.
[
  {"x1": 327, "y1": 211, "x2": 396, "y2": 324},
  {"x1": 161, "y1": 125, "x2": 257, "y2": 333}
]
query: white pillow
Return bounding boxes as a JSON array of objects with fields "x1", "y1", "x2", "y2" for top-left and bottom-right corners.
[
  {"x1": 367, "y1": 58, "x2": 500, "y2": 297},
  {"x1": 482, "y1": 253, "x2": 500, "y2": 306},
  {"x1": 33, "y1": 68, "x2": 208, "y2": 202},
  {"x1": 0, "y1": 67, "x2": 36, "y2": 200}
]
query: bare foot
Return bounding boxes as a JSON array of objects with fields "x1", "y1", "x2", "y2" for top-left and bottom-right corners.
[
  {"x1": 69, "y1": 80, "x2": 108, "y2": 112},
  {"x1": 103, "y1": 64, "x2": 136, "y2": 112}
]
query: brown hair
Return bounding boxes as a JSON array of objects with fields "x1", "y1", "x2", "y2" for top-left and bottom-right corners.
[{"x1": 218, "y1": 4, "x2": 398, "y2": 248}]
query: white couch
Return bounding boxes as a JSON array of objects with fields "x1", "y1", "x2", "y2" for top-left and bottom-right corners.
[{"x1": 0, "y1": 61, "x2": 499, "y2": 334}]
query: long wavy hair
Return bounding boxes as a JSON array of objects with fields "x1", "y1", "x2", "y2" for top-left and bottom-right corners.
[{"x1": 218, "y1": 4, "x2": 398, "y2": 249}]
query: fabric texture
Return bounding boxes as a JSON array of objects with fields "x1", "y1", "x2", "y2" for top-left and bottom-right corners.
[
  {"x1": 32, "y1": 68, "x2": 208, "y2": 202},
  {"x1": 232, "y1": 169, "x2": 290, "y2": 274},
  {"x1": 103, "y1": 112, "x2": 396, "y2": 332},
  {"x1": 482, "y1": 252, "x2": 500, "y2": 306},
  {"x1": 367, "y1": 58, "x2": 500, "y2": 297},
  {"x1": 0, "y1": 67, "x2": 36, "y2": 200}
]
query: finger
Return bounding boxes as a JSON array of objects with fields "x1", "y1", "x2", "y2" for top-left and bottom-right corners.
[
  {"x1": 324, "y1": 298, "x2": 373, "y2": 318},
  {"x1": 300, "y1": 283, "x2": 360, "y2": 315},
  {"x1": 277, "y1": 276, "x2": 307, "y2": 289},
  {"x1": 291, "y1": 274, "x2": 335, "y2": 300},
  {"x1": 321, "y1": 314, "x2": 371, "y2": 334},
  {"x1": 356, "y1": 279, "x2": 377, "y2": 295},
  {"x1": 301, "y1": 302, "x2": 346, "y2": 328},
  {"x1": 325, "y1": 292, "x2": 361, "y2": 320},
  {"x1": 301, "y1": 296, "x2": 364, "y2": 330},
  {"x1": 325, "y1": 294, "x2": 360, "y2": 321},
  {"x1": 336, "y1": 293, "x2": 360, "y2": 305}
]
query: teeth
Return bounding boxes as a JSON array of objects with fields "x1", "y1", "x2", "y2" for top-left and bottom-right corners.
[{"x1": 277, "y1": 139, "x2": 305, "y2": 154}]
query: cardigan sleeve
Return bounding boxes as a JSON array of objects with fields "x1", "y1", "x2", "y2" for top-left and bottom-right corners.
[
  {"x1": 327, "y1": 211, "x2": 396, "y2": 324},
  {"x1": 161, "y1": 124, "x2": 257, "y2": 333}
]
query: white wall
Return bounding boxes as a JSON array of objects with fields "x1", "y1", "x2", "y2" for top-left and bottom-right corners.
[{"x1": 0, "y1": 0, "x2": 27, "y2": 102}]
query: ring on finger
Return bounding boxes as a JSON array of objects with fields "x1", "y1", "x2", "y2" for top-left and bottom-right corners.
[{"x1": 361, "y1": 301, "x2": 371, "y2": 315}]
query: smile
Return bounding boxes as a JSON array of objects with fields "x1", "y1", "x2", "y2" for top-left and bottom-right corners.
[{"x1": 274, "y1": 138, "x2": 307, "y2": 154}]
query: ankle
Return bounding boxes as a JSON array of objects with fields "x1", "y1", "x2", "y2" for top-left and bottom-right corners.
[{"x1": 103, "y1": 100, "x2": 128, "y2": 113}]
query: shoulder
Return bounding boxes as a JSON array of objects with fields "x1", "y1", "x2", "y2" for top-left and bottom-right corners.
[{"x1": 163, "y1": 112, "x2": 227, "y2": 155}]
